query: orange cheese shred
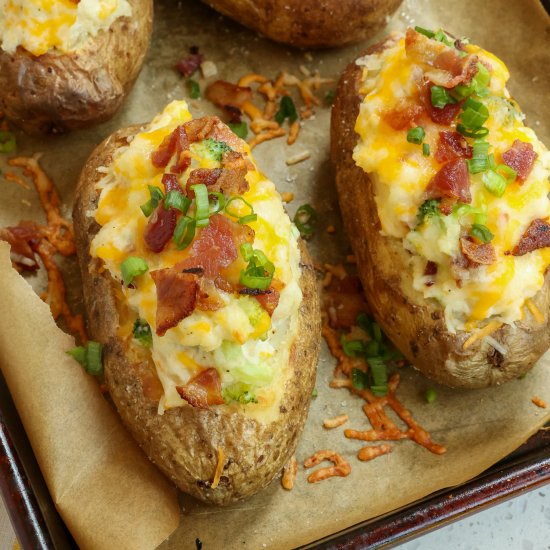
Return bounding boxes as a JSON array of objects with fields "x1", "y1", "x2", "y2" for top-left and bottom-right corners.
[
  {"x1": 526, "y1": 298, "x2": 545, "y2": 324},
  {"x1": 211, "y1": 447, "x2": 225, "y2": 489},
  {"x1": 463, "y1": 320, "x2": 503, "y2": 350}
]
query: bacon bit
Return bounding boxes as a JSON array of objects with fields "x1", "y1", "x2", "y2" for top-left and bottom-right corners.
[
  {"x1": 427, "y1": 52, "x2": 479, "y2": 89},
  {"x1": 435, "y1": 131, "x2": 473, "y2": 163},
  {"x1": 177, "y1": 368, "x2": 225, "y2": 409},
  {"x1": 8, "y1": 155, "x2": 75, "y2": 256},
  {"x1": 532, "y1": 396, "x2": 547, "y2": 409},
  {"x1": 143, "y1": 205, "x2": 177, "y2": 253},
  {"x1": 323, "y1": 414, "x2": 349, "y2": 429},
  {"x1": 502, "y1": 140, "x2": 537, "y2": 183},
  {"x1": 382, "y1": 101, "x2": 424, "y2": 131},
  {"x1": 525, "y1": 298, "x2": 545, "y2": 324},
  {"x1": 326, "y1": 225, "x2": 336, "y2": 234},
  {"x1": 357, "y1": 444, "x2": 392, "y2": 462},
  {"x1": 249, "y1": 128, "x2": 286, "y2": 150},
  {"x1": 175, "y1": 52, "x2": 204, "y2": 78},
  {"x1": 151, "y1": 268, "x2": 198, "y2": 336},
  {"x1": 512, "y1": 219, "x2": 550, "y2": 256},
  {"x1": 463, "y1": 320, "x2": 503, "y2": 350},
  {"x1": 210, "y1": 447, "x2": 225, "y2": 489},
  {"x1": 184, "y1": 116, "x2": 244, "y2": 152},
  {"x1": 426, "y1": 158, "x2": 471, "y2": 213},
  {"x1": 287, "y1": 121, "x2": 300, "y2": 145},
  {"x1": 323, "y1": 275, "x2": 369, "y2": 330},
  {"x1": 205, "y1": 80, "x2": 253, "y2": 109},
  {"x1": 281, "y1": 192, "x2": 294, "y2": 203},
  {"x1": 179, "y1": 214, "x2": 251, "y2": 281},
  {"x1": 460, "y1": 237, "x2": 496, "y2": 265},
  {"x1": 151, "y1": 125, "x2": 191, "y2": 175},
  {"x1": 422, "y1": 84, "x2": 463, "y2": 126},
  {"x1": 196, "y1": 278, "x2": 225, "y2": 312},
  {"x1": 186, "y1": 168, "x2": 222, "y2": 194},
  {"x1": 424, "y1": 261, "x2": 438, "y2": 276},
  {"x1": 304, "y1": 450, "x2": 351, "y2": 483},
  {"x1": 4, "y1": 171, "x2": 31, "y2": 190},
  {"x1": 281, "y1": 456, "x2": 298, "y2": 491},
  {"x1": 0, "y1": 224, "x2": 40, "y2": 270},
  {"x1": 405, "y1": 27, "x2": 448, "y2": 64},
  {"x1": 255, "y1": 287, "x2": 280, "y2": 316},
  {"x1": 285, "y1": 150, "x2": 311, "y2": 165}
]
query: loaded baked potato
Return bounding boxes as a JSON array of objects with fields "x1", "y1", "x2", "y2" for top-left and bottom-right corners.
[
  {"x1": 0, "y1": 0, "x2": 153, "y2": 134},
  {"x1": 331, "y1": 28, "x2": 550, "y2": 388},
  {"x1": 202, "y1": 0, "x2": 403, "y2": 49},
  {"x1": 73, "y1": 101, "x2": 320, "y2": 504}
]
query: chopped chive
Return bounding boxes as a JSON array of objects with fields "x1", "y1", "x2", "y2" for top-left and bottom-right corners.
[
  {"x1": 227, "y1": 121, "x2": 248, "y2": 140},
  {"x1": 407, "y1": 126, "x2": 425, "y2": 144},
  {"x1": 425, "y1": 388, "x2": 437, "y2": 403},
  {"x1": 293, "y1": 203, "x2": 318, "y2": 238},
  {"x1": 120, "y1": 256, "x2": 148, "y2": 286},
  {"x1": 422, "y1": 143, "x2": 430, "y2": 156},
  {"x1": 431, "y1": 86, "x2": 457, "y2": 109},
  {"x1": 470, "y1": 223, "x2": 494, "y2": 243},
  {"x1": 173, "y1": 216, "x2": 197, "y2": 250},
  {"x1": 482, "y1": 170, "x2": 507, "y2": 197},
  {"x1": 187, "y1": 79, "x2": 201, "y2": 99}
]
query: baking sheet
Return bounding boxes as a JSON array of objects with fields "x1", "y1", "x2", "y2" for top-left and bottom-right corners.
[{"x1": 0, "y1": 0, "x2": 549, "y2": 548}]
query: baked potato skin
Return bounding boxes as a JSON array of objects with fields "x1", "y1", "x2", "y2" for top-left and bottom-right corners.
[
  {"x1": 73, "y1": 128, "x2": 321, "y2": 505},
  {"x1": 202, "y1": 0, "x2": 403, "y2": 49},
  {"x1": 0, "y1": 0, "x2": 153, "y2": 135},
  {"x1": 331, "y1": 43, "x2": 550, "y2": 389}
]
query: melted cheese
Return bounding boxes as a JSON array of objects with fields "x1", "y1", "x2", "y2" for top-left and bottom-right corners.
[
  {"x1": 354, "y1": 32, "x2": 550, "y2": 332},
  {"x1": 0, "y1": 0, "x2": 131, "y2": 55},
  {"x1": 91, "y1": 100, "x2": 303, "y2": 422}
]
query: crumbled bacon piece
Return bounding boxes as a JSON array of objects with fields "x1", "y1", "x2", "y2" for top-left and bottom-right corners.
[
  {"x1": 151, "y1": 268, "x2": 199, "y2": 336},
  {"x1": 177, "y1": 368, "x2": 225, "y2": 409},
  {"x1": 405, "y1": 27, "x2": 448, "y2": 64},
  {"x1": 422, "y1": 84, "x2": 462, "y2": 125},
  {"x1": 324, "y1": 275, "x2": 369, "y2": 329},
  {"x1": 502, "y1": 140, "x2": 537, "y2": 183},
  {"x1": 435, "y1": 131, "x2": 473, "y2": 163},
  {"x1": 460, "y1": 237, "x2": 496, "y2": 265},
  {"x1": 0, "y1": 222, "x2": 42, "y2": 270},
  {"x1": 175, "y1": 52, "x2": 204, "y2": 78},
  {"x1": 179, "y1": 214, "x2": 253, "y2": 279},
  {"x1": 144, "y1": 205, "x2": 177, "y2": 253},
  {"x1": 196, "y1": 278, "x2": 225, "y2": 311},
  {"x1": 205, "y1": 80, "x2": 253, "y2": 109},
  {"x1": 424, "y1": 261, "x2": 438, "y2": 276},
  {"x1": 183, "y1": 116, "x2": 244, "y2": 151},
  {"x1": 426, "y1": 158, "x2": 471, "y2": 213},
  {"x1": 254, "y1": 287, "x2": 280, "y2": 316},
  {"x1": 186, "y1": 154, "x2": 249, "y2": 196},
  {"x1": 186, "y1": 168, "x2": 223, "y2": 195},
  {"x1": 512, "y1": 219, "x2": 550, "y2": 256},
  {"x1": 427, "y1": 52, "x2": 479, "y2": 89},
  {"x1": 151, "y1": 125, "x2": 191, "y2": 175},
  {"x1": 382, "y1": 101, "x2": 424, "y2": 131},
  {"x1": 161, "y1": 173, "x2": 182, "y2": 193}
]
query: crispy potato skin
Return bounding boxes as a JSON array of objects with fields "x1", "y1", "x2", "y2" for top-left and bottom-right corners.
[
  {"x1": 331, "y1": 44, "x2": 550, "y2": 389},
  {"x1": 202, "y1": 0, "x2": 402, "y2": 49},
  {"x1": 73, "y1": 127, "x2": 321, "y2": 505},
  {"x1": 0, "y1": 0, "x2": 153, "y2": 135}
]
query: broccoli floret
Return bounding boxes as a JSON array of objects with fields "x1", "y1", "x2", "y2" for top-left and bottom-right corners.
[
  {"x1": 416, "y1": 199, "x2": 441, "y2": 226},
  {"x1": 222, "y1": 383, "x2": 258, "y2": 404},
  {"x1": 132, "y1": 318, "x2": 152, "y2": 347}
]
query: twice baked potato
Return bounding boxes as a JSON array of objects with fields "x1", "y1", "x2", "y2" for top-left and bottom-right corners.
[
  {"x1": 202, "y1": 0, "x2": 403, "y2": 49},
  {"x1": 331, "y1": 28, "x2": 550, "y2": 388},
  {"x1": 0, "y1": 0, "x2": 153, "y2": 134},
  {"x1": 73, "y1": 101, "x2": 320, "y2": 505}
]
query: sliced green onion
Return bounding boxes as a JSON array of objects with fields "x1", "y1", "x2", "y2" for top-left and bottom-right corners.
[
  {"x1": 227, "y1": 121, "x2": 248, "y2": 140},
  {"x1": 0, "y1": 131, "x2": 16, "y2": 153},
  {"x1": 133, "y1": 318, "x2": 153, "y2": 347},
  {"x1": 452, "y1": 63, "x2": 491, "y2": 100},
  {"x1": 341, "y1": 337, "x2": 364, "y2": 357},
  {"x1": 471, "y1": 223, "x2": 494, "y2": 243},
  {"x1": 140, "y1": 185, "x2": 165, "y2": 217},
  {"x1": 433, "y1": 29, "x2": 454, "y2": 47},
  {"x1": 414, "y1": 26, "x2": 435, "y2": 38},
  {"x1": 324, "y1": 90, "x2": 336, "y2": 105},
  {"x1": 495, "y1": 164, "x2": 517, "y2": 183},
  {"x1": 368, "y1": 357, "x2": 388, "y2": 396},
  {"x1": 351, "y1": 368, "x2": 369, "y2": 390},
  {"x1": 357, "y1": 312, "x2": 371, "y2": 333},
  {"x1": 293, "y1": 203, "x2": 318, "y2": 238},
  {"x1": 164, "y1": 190, "x2": 191, "y2": 213},
  {"x1": 456, "y1": 124, "x2": 489, "y2": 138},
  {"x1": 460, "y1": 97, "x2": 489, "y2": 129},
  {"x1": 482, "y1": 170, "x2": 507, "y2": 197},
  {"x1": 120, "y1": 256, "x2": 148, "y2": 286},
  {"x1": 86, "y1": 341, "x2": 103, "y2": 376},
  {"x1": 431, "y1": 86, "x2": 457, "y2": 109},
  {"x1": 173, "y1": 216, "x2": 197, "y2": 250},
  {"x1": 425, "y1": 388, "x2": 437, "y2": 403},
  {"x1": 208, "y1": 192, "x2": 226, "y2": 215},
  {"x1": 311, "y1": 388, "x2": 318, "y2": 398},
  {"x1": 467, "y1": 140, "x2": 490, "y2": 174},
  {"x1": 191, "y1": 184, "x2": 210, "y2": 227},
  {"x1": 422, "y1": 143, "x2": 430, "y2": 156},
  {"x1": 364, "y1": 339, "x2": 381, "y2": 358},
  {"x1": 67, "y1": 342, "x2": 103, "y2": 376},
  {"x1": 225, "y1": 196, "x2": 256, "y2": 225},
  {"x1": 239, "y1": 245, "x2": 275, "y2": 290},
  {"x1": 187, "y1": 78, "x2": 200, "y2": 99},
  {"x1": 407, "y1": 126, "x2": 425, "y2": 144},
  {"x1": 474, "y1": 212, "x2": 488, "y2": 225},
  {"x1": 275, "y1": 95, "x2": 298, "y2": 125},
  {"x1": 240, "y1": 242, "x2": 253, "y2": 262},
  {"x1": 487, "y1": 153, "x2": 496, "y2": 170},
  {"x1": 372, "y1": 322, "x2": 382, "y2": 342}
]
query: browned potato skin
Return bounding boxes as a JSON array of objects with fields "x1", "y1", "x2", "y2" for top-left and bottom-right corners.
[
  {"x1": 331, "y1": 42, "x2": 550, "y2": 389},
  {"x1": 202, "y1": 0, "x2": 403, "y2": 49},
  {"x1": 0, "y1": 0, "x2": 153, "y2": 135},
  {"x1": 73, "y1": 126, "x2": 321, "y2": 505}
]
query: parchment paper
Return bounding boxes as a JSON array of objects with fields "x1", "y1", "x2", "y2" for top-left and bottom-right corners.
[{"x1": 0, "y1": 0, "x2": 549, "y2": 548}]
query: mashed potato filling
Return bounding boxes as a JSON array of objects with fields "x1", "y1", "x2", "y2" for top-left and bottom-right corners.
[
  {"x1": 90, "y1": 101, "x2": 303, "y2": 420},
  {"x1": 354, "y1": 29, "x2": 550, "y2": 332},
  {"x1": 0, "y1": 0, "x2": 131, "y2": 55}
]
